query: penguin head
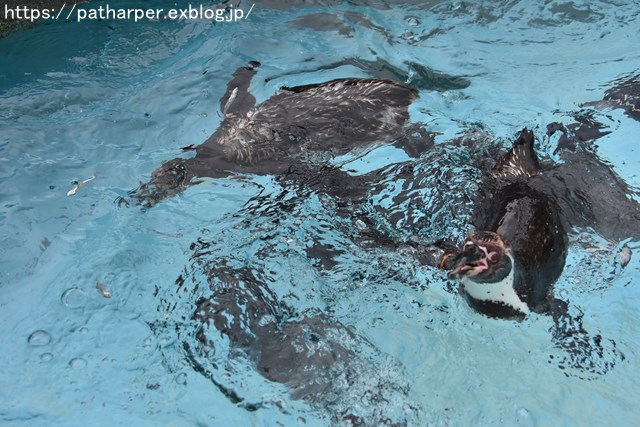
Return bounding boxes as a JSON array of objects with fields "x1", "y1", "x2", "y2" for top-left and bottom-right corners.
[{"x1": 448, "y1": 231, "x2": 513, "y2": 283}]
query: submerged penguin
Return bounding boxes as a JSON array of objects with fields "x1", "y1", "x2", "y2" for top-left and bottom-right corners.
[
  {"x1": 130, "y1": 62, "x2": 432, "y2": 208},
  {"x1": 446, "y1": 129, "x2": 568, "y2": 318}
]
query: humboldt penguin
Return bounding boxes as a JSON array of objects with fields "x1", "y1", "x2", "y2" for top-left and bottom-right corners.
[
  {"x1": 448, "y1": 129, "x2": 568, "y2": 318},
  {"x1": 129, "y1": 61, "x2": 429, "y2": 208}
]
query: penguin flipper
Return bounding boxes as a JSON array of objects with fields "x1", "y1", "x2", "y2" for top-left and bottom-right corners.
[
  {"x1": 534, "y1": 149, "x2": 640, "y2": 242},
  {"x1": 219, "y1": 61, "x2": 260, "y2": 117},
  {"x1": 492, "y1": 128, "x2": 541, "y2": 180}
]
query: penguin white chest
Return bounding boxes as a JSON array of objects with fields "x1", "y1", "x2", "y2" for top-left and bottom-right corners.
[{"x1": 461, "y1": 256, "x2": 530, "y2": 315}]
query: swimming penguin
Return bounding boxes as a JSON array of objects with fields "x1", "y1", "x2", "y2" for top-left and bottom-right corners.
[
  {"x1": 159, "y1": 255, "x2": 420, "y2": 424},
  {"x1": 130, "y1": 62, "x2": 431, "y2": 208},
  {"x1": 447, "y1": 129, "x2": 568, "y2": 318}
]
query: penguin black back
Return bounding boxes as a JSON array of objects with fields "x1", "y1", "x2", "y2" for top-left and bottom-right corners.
[
  {"x1": 129, "y1": 63, "x2": 421, "y2": 208},
  {"x1": 449, "y1": 129, "x2": 568, "y2": 317}
]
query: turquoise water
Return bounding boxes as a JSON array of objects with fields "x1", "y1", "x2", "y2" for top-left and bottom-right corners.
[{"x1": 1, "y1": 0, "x2": 639, "y2": 425}]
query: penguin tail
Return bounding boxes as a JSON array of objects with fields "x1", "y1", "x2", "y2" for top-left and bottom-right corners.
[{"x1": 493, "y1": 128, "x2": 541, "y2": 180}]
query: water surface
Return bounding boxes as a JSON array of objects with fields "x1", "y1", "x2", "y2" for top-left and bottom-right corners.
[{"x1": 1, "y1": 0, "x2": 639, "y2": 425}]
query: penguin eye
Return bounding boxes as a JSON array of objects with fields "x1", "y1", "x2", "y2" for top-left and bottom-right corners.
[
  {"x1": 488, "y1": 252, "x2": 499, "y2": 263},
  {"x1": 463, "y1": 241, "x2": 474, "y2": 250}
]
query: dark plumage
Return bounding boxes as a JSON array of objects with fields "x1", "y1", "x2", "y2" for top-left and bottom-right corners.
[
  {"x1": 130, "y1": 62, "x2": 419, "y2": 207},
  {"x1": 449, "y1": 129, "x2": 568, "y2": 318},
  {"x1": 431, "y1": 123, "x2": 632, "y2": 375}
]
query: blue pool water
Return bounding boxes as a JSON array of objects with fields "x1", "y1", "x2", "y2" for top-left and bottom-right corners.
[{"x1": 1, "y1": 0, "x2": 640, "y2": 425}]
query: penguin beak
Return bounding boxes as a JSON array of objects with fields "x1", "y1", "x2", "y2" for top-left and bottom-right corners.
[
  {"x1": 448, "y1": 246, "x2": 487, "y2": 279},
  {"x1": 448, "y1": 256, "x2": 474, "y2": 278}
]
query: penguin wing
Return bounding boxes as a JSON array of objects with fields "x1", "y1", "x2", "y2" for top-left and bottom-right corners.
[
  {"x1": 492, "y1": 128, "x2": 541, "y2": 180},
  {"x1": 533, "y1": 149, "x2": 640, "y2": 242}
]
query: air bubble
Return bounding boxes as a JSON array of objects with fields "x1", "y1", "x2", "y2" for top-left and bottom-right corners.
[
  {"x1": 175, "y1": 372, "x2": 188, "y2": 385},
  {"x1": 28, "y1": 330, "x2": 51, "y2": 346},
  {"x1": 516, "y1": 407, "x2": 531, "y2": 418},
  {"x1": 61, "y1": 287, "x2": 86, "y2": 308},
  {"x1": 69, "y1": 357, "x2": 87, "y2": 369},
  {"x1": 40, "y1": 353, "x2": 54, "y2": 362},
  {"x1": 405, "y1": 16, "x2": 420, "y2": 26},
  {"x1": 402, "y1": 31, "x2": 415, "y2": 39},
  {"x1": 258, "y1": 314, "x2": 276, "y2": 327}
]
